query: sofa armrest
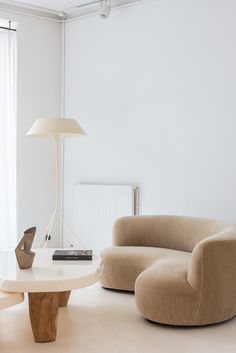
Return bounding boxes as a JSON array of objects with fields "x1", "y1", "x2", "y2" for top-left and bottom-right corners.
[
  {"x1": 187, "y1": 227, "x2": 236, "y2": 291},
  {"x1": 187, "y1": 227, "x2": 236, "y2": 323}
]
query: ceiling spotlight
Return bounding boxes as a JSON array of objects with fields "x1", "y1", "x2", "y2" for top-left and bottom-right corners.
[
  {"x1": 100, "y1": 0, "x2": 111, "y2": 19},
  {"x1": 58, "y1": 11, "x2": 66, "y2": 19}
]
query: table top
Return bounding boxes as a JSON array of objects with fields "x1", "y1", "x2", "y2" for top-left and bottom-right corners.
[{"x1": 0, "y1": 249, "x2": 102, "y2": 293}]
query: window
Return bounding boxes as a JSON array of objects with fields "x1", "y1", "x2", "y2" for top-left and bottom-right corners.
[{"x1": 0, "y1": 19, "x2": 17, "y2": 249}]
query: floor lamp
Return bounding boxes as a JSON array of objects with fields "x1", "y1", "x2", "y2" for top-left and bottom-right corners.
[{"x1": 26, "y1": 118, "x2": 86, "y2": 248}]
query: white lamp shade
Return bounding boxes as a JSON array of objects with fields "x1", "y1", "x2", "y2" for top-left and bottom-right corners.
[{"x1": 26, "y1": 118, "x2": 86, "y2": 138}]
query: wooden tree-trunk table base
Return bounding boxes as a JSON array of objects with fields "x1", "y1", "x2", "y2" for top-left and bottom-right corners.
[
  {"x1": 28, "y1": 291, "x2": 70, "y2": 343},
  {"x1": 59, "y1": 291, "x2": 71, "y2": 307}
]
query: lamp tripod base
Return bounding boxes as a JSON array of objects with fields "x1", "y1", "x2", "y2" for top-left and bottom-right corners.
[{"x1": 39, "y1": 209, "x2": 84, "y2": 249}]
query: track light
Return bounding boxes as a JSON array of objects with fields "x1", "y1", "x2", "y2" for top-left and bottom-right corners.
[{"x1": 100, "y1": 0, "x2": 111, "y2": 19}]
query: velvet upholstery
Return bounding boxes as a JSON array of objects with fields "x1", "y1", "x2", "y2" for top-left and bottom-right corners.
[{"x1": 101, "y1": 215, "x2": 236, "y2": 325}]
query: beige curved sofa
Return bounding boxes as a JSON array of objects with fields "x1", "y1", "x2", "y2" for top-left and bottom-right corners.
[{"x1": 101, "y1": 215, "x2": 236, "y2": 326}]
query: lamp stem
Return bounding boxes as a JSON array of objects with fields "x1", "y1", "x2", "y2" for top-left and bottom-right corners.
[
  {"x1": 42, "y1": 136, "x2": 60, "y2": 248},
  {"x1": 55, "y1": 136, "x2": 59, "y2": 211}
]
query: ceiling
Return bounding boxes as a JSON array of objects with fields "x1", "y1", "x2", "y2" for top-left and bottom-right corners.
[
  {"x1": 3, "y1": 0, "x2": 98, "y2": 12},
  {"x1": 1, "y1": 0, "x2": 142, "y2": 19}
]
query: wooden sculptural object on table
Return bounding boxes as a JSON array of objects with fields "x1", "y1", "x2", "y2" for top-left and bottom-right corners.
[{"x1": 15, "y1": 227, "x2": 36, "y2": 269}]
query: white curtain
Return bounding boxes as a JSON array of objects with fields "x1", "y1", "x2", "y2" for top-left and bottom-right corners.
[{"x1": 0, "y1": 29, "x2": 17, "y2": 249}]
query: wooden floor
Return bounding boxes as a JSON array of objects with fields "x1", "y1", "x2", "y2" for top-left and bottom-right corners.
[{"x1": 0, "y1": 284, "x2": 235, "y2": 352}]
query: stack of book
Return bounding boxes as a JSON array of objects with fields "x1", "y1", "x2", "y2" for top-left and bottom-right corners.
[{"x1": 52, "y1": 249, "x2": 93, "y2": 261}]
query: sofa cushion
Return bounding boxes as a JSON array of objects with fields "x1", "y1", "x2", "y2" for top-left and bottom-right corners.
[{"x1": 101, "y1": 246, "x2": 191, "y2": 292}]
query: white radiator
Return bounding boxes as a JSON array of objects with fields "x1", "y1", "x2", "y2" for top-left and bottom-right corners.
[{"x1": 70, "y1": 184, "x2": 137, "y2": 251}]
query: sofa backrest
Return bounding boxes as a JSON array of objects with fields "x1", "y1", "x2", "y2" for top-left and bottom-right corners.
[{"x1": 113, "y1": 215, "x2": 230, "y2": 252}]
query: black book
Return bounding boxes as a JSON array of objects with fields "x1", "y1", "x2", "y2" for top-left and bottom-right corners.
[{"x1": 52, "y1": 250, "x2": 93, "y2": 261}]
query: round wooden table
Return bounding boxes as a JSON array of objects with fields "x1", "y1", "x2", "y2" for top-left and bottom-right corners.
[{"x1": 0, "y1": 249, "x2": 102, "y2": 343}]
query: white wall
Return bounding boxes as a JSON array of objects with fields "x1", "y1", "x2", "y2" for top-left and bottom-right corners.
[
  {"x1": 64, "y1": 0, "x2": 236, "y2": 230},
  {"x1": 0, "y1": 10, "x2": 62, "y2": 245}
]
